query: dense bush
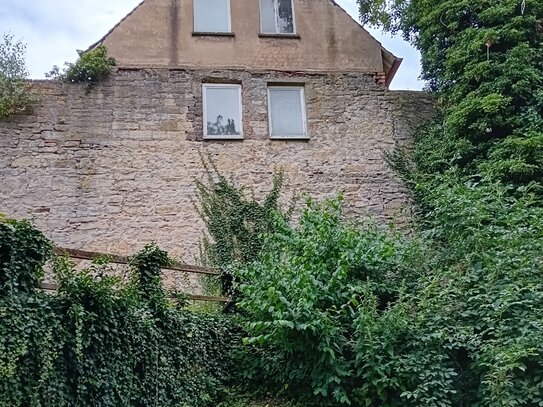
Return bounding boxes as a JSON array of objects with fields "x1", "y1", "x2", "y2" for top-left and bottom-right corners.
[
  {"x1": 234, "y1": 190, "x2": 543, "y2": 406},
  {"x1": 0, "y1": 218, "x2": 241, "y2": 407},
  {"x1": 0, "y1": 33, "x2": 37, "y2": 118},
  {"x1": 236, "y1": 198, "x2": 426, "y2": 405},
  {"x1": 355, "y1": 175, "x2": 543, "y2": 406}
]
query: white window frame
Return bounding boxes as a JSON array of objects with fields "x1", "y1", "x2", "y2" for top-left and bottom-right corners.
[
  {"x1": 259, "y1": 0, "x2": 297, "y2": 34},
  {"x1": 267, "y1": 85, "x2": 308, "y2": 139},
  {"x1": 193, "y1": 0, "x2": 232, "y2": 33},
  {"x1": 203, "y1": 83, "x2": 244, "y2": 140}
]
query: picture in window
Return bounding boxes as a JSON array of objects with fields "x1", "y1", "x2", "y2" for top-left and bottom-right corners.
[
  {"x1": 203, "y1": 84, "x2": 243, "y2": 138},
  {"x1": 268, "y1": 86, "x2": 307, "y2": 138},
  {"x1": 194, "y1": 0, "x2": 231, "y2": 32},
  {"x1": 260, "y1": 0, "x2": 294, "y2": 34}
]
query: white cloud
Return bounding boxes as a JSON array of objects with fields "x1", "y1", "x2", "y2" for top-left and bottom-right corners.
[
  {"x1": 1, "y1": 0, "x2": 423, "y2": 89},
  {"x1": 1, "y1": 0, "x2": 141, "y2": 78}
]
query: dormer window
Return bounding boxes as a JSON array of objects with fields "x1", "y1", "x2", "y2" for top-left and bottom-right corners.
[
  {"x1": 194, "y1": 0, "x2": 232, "y2": 33},
  {"x1": 260, "y1": 0, "x2": 295, "y2": 34}
]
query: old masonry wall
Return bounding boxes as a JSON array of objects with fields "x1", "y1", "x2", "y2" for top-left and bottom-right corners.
[{"x1": 0, "y1": 68, "x2": 434, "y2": 266}]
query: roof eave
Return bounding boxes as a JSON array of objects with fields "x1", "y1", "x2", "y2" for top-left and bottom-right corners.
[{"x1": 385, "y1": 56, "x2": 402, "y2": 88}]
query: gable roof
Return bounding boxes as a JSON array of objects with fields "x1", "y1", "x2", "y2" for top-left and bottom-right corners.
[{"x1": 88, "y1": 0, "x2": 402, "y2": 86}]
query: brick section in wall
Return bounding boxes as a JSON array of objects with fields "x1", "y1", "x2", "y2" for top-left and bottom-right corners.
[
  {"x1": 0, "y1": 68, "x2": 435, "y2": 263},
  {"x1": 372, "y1": 72, "x2": 387, "y2": 85}
]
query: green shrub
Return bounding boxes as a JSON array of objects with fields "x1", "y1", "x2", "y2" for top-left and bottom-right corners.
[
  {"x1": 355, "y1": 175, "x2": 543, "y2": 407},
  {"x1": 0, "y1": 218, "x2": 241, "y2": 407},
  {"x1": 233, "y1": 186, "x2": 543, "y2": 406},
  {"x1": 0, "y1": 33, "x2": 37, "y2": 118},
  {"x1": 235, "y1": 197, "x2": 424, "y2": 406},
  {"x1": 47, "y1": 46, "x2": 116, "y2": 89}
]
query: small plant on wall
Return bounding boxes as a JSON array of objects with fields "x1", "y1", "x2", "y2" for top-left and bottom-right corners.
[
  {"x1": 0, "y1": 33, "x2": 38, "y2": 119},
  {"x1": 46, "y1": 45, "x2": 116, "y2": 89}
]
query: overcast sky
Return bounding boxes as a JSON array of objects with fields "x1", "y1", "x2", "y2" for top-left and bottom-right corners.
[{"x1": 0, "y1": 0, "x2": 424, "y2": 90}]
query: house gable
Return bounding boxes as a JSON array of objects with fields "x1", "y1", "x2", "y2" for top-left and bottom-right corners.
[{"x1": 92, "y1": 0, "x2": 400, "y2": 84}]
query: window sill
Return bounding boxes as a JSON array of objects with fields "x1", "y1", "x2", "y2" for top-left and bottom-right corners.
[
  {"x1": 270, "y1": 136, "x2": 310, "y2": 141},
  {"x1": 203, "y1": 136, "x2": 244, "y2": 141},
  {"x1": 192, "y1": 32, "x2": 235, "y2": 37},
  {"x1": 259, "y1": 33, "x2": 300, "y2": 39}
]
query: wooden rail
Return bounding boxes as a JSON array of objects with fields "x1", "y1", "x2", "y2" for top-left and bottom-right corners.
[
  {"x1": 54, "y1": 247, "x2": 220, "y2": 276},
  {"x1": 47, "y1": 247, "x2": 230, "y2": 303}
]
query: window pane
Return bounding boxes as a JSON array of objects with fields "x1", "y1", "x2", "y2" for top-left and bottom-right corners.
[
  {"x1": 205, "y1": 86, "x2": 242, "y2": 136},
  {"x1": 269, "y1": 88, "x2": 305, "y2": 137},
  {"x1": 194, "y1": 0, "x2": 230, "y2": 32},
  {"x1": 260, "y1": 0, "x2": 276, "y2": 33},
  {"x1": 277, "y1": 0, "x2": 294, "y2": 33}
]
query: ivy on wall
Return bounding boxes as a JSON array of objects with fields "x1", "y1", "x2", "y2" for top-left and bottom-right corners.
[
  {"x1": 195, "y1": 156, "x2": 287, "y2": 296},
  {"x1": 0, "y1": 217, "x2": 241, "y2": 407}
]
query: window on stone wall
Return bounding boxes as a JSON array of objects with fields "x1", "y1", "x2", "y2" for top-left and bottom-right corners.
[
  {"x1": 260, "y1": 0, "x2": 295, "y2": 34},
  {"x1": 268, "y1": 86, "x2": 307, "y2": 138},
  {"x1": 194, "y1": 0, "x2": 231, "y2": 33},
  {"x1": 203, "y1": 84, "x2": 243, "y2": 139}
]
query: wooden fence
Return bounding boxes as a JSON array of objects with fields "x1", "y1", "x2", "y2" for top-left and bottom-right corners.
[{"x1": 39, "y1": 247, "x2": 231, "y2": 303}]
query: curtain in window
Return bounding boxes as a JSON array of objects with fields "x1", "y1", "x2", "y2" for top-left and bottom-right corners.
[{"x1": 260, "y1": 0, "x2": 294, "y2": 34}]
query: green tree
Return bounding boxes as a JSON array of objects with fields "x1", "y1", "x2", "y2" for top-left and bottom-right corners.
[
  {"x1": 0, "y1": 33, "x2": 37, "y2": 118},
  {"x1": 360, "y1": 0, "x2": 543, "y2": 188},
  {"x1": 355, "y1": 2, "x2": 543, "y2": 406}
]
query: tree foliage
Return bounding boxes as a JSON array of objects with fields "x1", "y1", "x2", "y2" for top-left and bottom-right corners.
[
  {"x1": 352, "y1": 1, "x2": 543, "y2": 405},
  {"x1": 0, "y1": 33, "x2": 37, "y2": 118},
  {"x1": 360, "y1": 0, "x2": 543, "y2": 188}
]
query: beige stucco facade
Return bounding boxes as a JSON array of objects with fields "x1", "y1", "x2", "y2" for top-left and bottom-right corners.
[{"x1": 96, "y1": 0, "x2": 400, "y2": 84}]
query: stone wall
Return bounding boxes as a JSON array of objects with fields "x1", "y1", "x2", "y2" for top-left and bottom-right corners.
[{"x1": 0, "y1": 68, "x2": 434, "y2": 264}]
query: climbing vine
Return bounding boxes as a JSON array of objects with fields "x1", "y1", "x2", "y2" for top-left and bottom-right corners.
[{"x1": 195, "y1": 156, "x2": 287, "y2": 295}]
